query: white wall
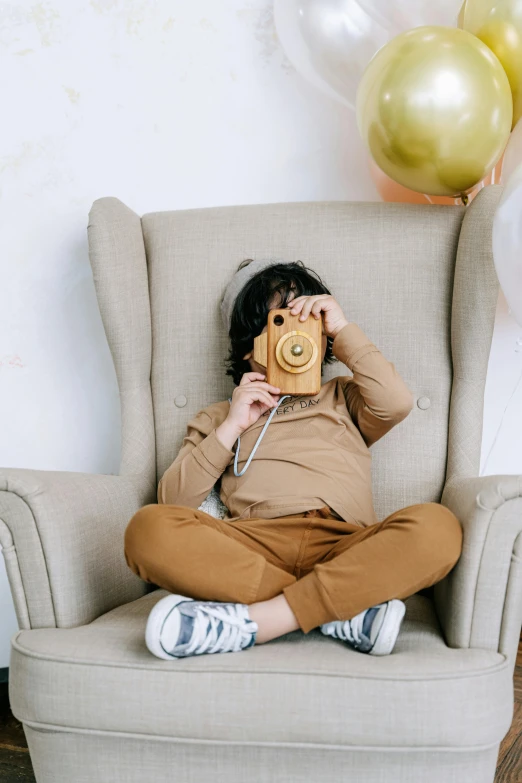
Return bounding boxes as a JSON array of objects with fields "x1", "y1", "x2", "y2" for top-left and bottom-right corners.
[{"x1": 1, "y1": 0, "x2": 521, "y2": 667}]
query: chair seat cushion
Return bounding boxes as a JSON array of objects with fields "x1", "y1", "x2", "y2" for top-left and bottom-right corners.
[{"x1": 10, "y1": 590, "x2": 512, "y2": 750}]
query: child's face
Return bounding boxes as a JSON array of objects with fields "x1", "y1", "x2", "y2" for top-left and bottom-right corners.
[{"x1": 242, "y1": 292, "x2": 328, "y2": 372}]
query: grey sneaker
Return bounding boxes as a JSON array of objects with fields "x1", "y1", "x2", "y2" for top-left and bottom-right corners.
[
  {"x1": 320, "y1": 599, "x2": 406, "y2": 655},
  {"x1": 145, "y1": 594, "x2": 258, "y2": 660}
]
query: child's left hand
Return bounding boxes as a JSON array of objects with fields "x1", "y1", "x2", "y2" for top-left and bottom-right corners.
[{"x1": 287, "y1": 295, "x2": 349, "y2": 339}]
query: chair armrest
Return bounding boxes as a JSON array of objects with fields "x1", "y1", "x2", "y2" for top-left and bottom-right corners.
[
  {"x1": 434, "y1": 474, "x2": 522, "y2": 668},
  {"x1": 0, "y1": 468, "x2": 156, "y2": 630}
]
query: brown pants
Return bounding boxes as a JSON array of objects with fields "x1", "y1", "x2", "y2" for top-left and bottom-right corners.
[{"x1": 124, "y1": 502, "x2": 463, "y2": 633}]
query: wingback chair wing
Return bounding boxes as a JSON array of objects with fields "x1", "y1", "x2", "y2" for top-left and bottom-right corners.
[{"x1": 1, "y1": 186, "x2": 522, "y2": 783}]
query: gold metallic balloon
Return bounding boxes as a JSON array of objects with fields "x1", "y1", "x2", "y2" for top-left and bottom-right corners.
[
  {"x1": 461, "y1": 0, "x2": 522, "y2": 127},
  {"x1": 356, "y1": 26, "x2": 513, "y2": 196}
]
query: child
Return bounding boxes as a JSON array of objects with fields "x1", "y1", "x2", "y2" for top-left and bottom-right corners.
[{"x1": 124, "y1": 259, "x2": 463, "y2": 660}]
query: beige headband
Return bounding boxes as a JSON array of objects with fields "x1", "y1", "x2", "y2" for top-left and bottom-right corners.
[{"x1": 220, "y1": 257, "x2": 292, "y2": 332}]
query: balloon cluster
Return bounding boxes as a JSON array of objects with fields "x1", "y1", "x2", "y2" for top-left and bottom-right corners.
[
  {"x1": 275, "y1": 0, "x2": 522, "y2": 326},
  {"x1": 275, "y1": 0, "x2": 522, "y2": 201}
]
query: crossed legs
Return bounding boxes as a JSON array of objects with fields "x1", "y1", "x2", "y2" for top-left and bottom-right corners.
[{"x1": 124, "y1": 502, "x2": 463, "y2": 641}]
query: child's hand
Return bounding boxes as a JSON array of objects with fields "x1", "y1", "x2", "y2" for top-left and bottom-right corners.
[
  {"x1": 215, "y1": 373, "x2": 281, "y2": 450},
  {"x1": 288, "y1": 295, "x2": 349, "y2": 339}
]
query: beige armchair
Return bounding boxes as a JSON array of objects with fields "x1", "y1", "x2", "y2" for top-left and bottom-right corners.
[{"x1": 1, "y1": 186, "x2": 521, "y2": 783}]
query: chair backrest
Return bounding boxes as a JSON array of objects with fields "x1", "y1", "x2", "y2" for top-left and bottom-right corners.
[{"x1": 88, "y1": 188, "x2": 501, "y2": 522}]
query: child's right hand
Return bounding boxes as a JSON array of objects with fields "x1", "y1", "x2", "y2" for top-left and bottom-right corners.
[{"x1": 215, "y1": 372, "x2": 281, "y2": 450}]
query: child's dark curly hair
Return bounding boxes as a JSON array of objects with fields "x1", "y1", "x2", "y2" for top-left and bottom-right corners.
[{"x1": 225, "y1": 259, "x2": 337, "y2": 386}]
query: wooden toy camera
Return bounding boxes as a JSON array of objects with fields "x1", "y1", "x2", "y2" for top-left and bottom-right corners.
[{"x1": 253, "y1": 309, "x2": 323, "y2": 395}]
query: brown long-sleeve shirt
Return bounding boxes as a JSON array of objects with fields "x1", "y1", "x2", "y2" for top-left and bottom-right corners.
[{"x1": 157, "y1": 322, "x2": 414, "y2": 527}]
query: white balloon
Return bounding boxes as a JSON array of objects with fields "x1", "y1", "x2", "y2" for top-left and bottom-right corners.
[
  {"x1": 501, "y1": 118, "x2": 522, "y2": 184},
  {"x1": 357, "y1": 0, "x2": 463, "y2": 30},
  {"x1": 274, "y1": 0, "x2": 391, "y2": 109},
  {"x1": 274, "y1": 0, "x2": 465, "y2": 109},
  {"x1": 493, "y1": 162, "x2": 522, "y2": 327}
]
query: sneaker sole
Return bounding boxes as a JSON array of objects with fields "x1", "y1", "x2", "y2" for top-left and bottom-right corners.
[
  {"x1": 145, "y1": 593, "x2": 191, "y2": 660},
  {"x1": 370, "y1": 599, "x2": 406, "y2": 656}
]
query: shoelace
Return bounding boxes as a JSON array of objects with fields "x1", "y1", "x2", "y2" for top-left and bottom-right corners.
[
  {"x1": 228, "y1": 395, "x2": 292, "y2": 477},
  {"x1": 327, "y1": 611, "x2": 367, "y2": 648},
  {"x1": 185, "y1": 603, "x2": 257, "y2": 655}
]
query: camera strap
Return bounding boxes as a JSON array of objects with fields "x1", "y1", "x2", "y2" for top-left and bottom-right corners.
[{"x1": 228, "y1": 395, "x2": 292, "y2": 477}]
